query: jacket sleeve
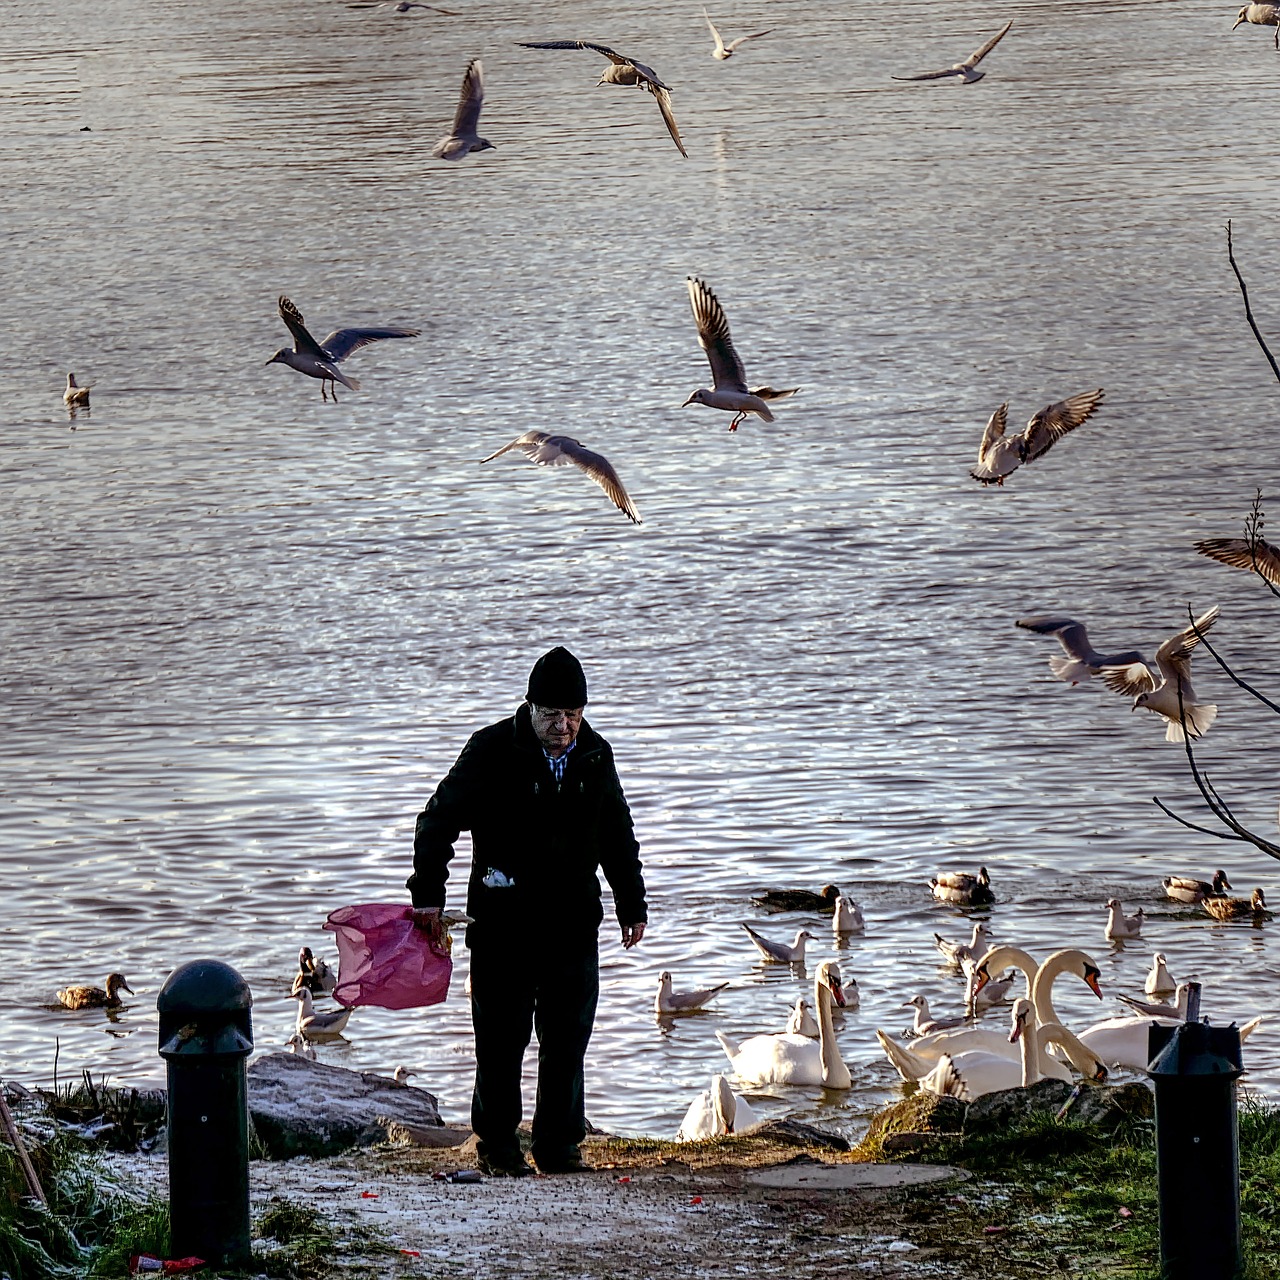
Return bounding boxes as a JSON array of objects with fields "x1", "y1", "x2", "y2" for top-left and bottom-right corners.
[
  {"x1": 597, "y1": 755, "x2": 647, "y2": 926},
  {"x1": 407, "y1": 733, "x2": 484, "y2": 909}
]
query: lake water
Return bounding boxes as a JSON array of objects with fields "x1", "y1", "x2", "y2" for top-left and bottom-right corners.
[{"x1": 3, "y1": 0, "x2": 1279, "y2": 1140}]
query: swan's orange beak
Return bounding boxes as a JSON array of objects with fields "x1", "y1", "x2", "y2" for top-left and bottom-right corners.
[
  {"x1": 972, "y1": 964, "x2": 991, "y2": 995},
  {"x1": 1009, "y1": 1011, "x2": 1028, "y2": 1044},
  {"x1": 1084, "y1": 965, "x2": 1104, "y2": 999},
  {"x1": 829, "y1": 978, "x2": 847, "y2": 1008}
]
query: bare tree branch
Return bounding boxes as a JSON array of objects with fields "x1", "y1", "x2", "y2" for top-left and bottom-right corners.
[
  {"x1": 1226, "y1": 220, "x2": 1280, "y2": 385},
  {"x1": 1187, "y1": 599, "x2": 1280, "y2": 714},
  {"x1": 1244, "y1": 489, "x2": 1280, "y2": 600}
]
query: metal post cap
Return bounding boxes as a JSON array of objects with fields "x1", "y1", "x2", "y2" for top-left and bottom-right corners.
[
  {"x1": 157, "y1": 959, "x2": 254, "y2": 1058},
  {"x1": 1147, "y1": 1019, "x2": 1243, "y2": 1079}
]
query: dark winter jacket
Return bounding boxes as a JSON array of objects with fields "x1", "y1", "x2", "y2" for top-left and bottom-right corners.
[{"x1": 408, "y1": 704, "x2": 647, "y2": 945}]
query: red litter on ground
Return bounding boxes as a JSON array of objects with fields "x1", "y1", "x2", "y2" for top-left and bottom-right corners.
[
  {"x1": 689, "y1": 1196, "x2": 703, "y2": 1205},
  {"x1": 361, "y1": 1191, "x2": 380, "y2": 1199},
  {"x1": 615, "y1": 1176, "x2": 632, "y2": 1184},
  {"x1": 1118, "y1": 1206, "x2": 1133, "y2": 1218},
  {"x1": 983, "y1": 1225, "x2": 1007, "y2": 1235},
  {"x1": 129, "y1": 1257, "x2": 205, "y2": 1275},
  {"x1": 400, "y1": 1249, "x2": 421, "y2": 1257}
]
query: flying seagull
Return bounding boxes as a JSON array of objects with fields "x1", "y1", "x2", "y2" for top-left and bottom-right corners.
[
  {"x1": 1233, "y1": 4, "x2": 1280, "y2": 48},
  {"x1": 1015, "y1": 616, "x2": 1149, "y2": 685},
  {"x1": 1100, "y1": 606, "x2": 1221, "y2": 742},
  {"x1": 683, "y1": 276, "x2": 798, "y2": 430},
  {"x1": 347, "y1": 1, "x2": 460, "y2": 12},
  {"x1": 432, "y1": 59, "x2": 494, "y2": 161},
  {"x1": 1194, "y1": 535, "x2": 1280, "y2": 585},
  {"x1": 479, "y1": 431, "x2": 643, "y2": 524},
  {"x1": 704, "y1": 10, "x2": 773, "y2": 60},
  {"x1": 266, "y1": 296, "x2": 420, "y2": 400},
  {"x1": 516, "y1": 40, "x2": 687, "y2": 157},
  {"x1": 970, "y1": 389, "x2": 1104, "y2": 485},
  {"x1": 893, "y1": 19, "x2": 1013, "y2": 83}
]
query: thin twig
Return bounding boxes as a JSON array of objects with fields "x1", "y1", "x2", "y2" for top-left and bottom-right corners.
[
  {"x1": 1245, "y1": 490, "x2": 1280, "y2": 600},
  {"x1": 1152, "y1": 795, "x2": 1241, "y2": 840},
  {"x1": 1226, "y1": 220, "x2": 1280, "y2": 385},
  {"x1": 0, "y1": 1079, "x2": 47, "y2": 1205}
]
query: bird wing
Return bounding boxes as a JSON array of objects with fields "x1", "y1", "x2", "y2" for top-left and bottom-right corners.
[
  {"x1": 1153, "y1": 606, "x2": 1219, "y2": 687},
  {"x1": 686, "y1": 277, "x2": 749, "y2": 392},
  {"x1": 278, "y1": 296, "x2": 329, "y2": 360},
  {"x1": 1020, "y1": 388, "x2": 1104, "y2": 463},
  {"x1": 891, "y1": 68, "x2": 962, "y2": 81},
  {"x1": 961, "y1": 19, "x2": 1013, "y2": 69},
  {"x1": 479, "y1": 430, "x2": 549, "y2": 464},
  {"x1": 452, "y1": 58, "x2": 485, "y2": 136},
  {"x1": 1015, "y1": 615, "x2": 1095, "y2": 660},
  {"x1": 648, "y1": 84, "x2": 688, "y2": 157},
  {"x1": 1194, "y1": 536, "x2": 1280, "y2": 585},
  {"x1": 704, "y1": 10, "x2": 726, "y2": 55},
  {"x1": 545, "y1": 435, "x2": 643, "y2": 524},
  {"x1": 517, "y1": 39, "x2": 629, "y2": 64},
  {"x1": 975, "y1": 402, "x2": 1008, "y2": 464},
  {"x1": 726, "y1": 28, "x2": 773, "y2": 52},
  {"x1": 1100, "y1": 660, "x2": 1158, "y2": 698},
  {"x1": 320, "y1": 325, "x2": 422, "y2": 362}
]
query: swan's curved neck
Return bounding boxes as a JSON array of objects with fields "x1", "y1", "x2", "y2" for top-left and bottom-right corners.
[
  {"x1": 1031, "y1": 949, "x2": 1090, "y2": 1029},
  {"x1": 815, "y1": 976, "x2": 851, "y2": 1089},
  {"x1": 1037, "y1": 1022, "x2": 1101, "y2": 1078},
  {"x1": 1018, "y1": 1011, "x2": 1039, "y2": 1087},
  {"x1": 978, "y1": 945, "x2": 1038, "y2": 993}
]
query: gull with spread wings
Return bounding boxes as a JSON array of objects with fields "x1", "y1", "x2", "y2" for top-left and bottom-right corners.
[
  {"x1": 266, "y1": 296, "x2": 420, "y2": 400},
  {"x1": 432, "y1": 59, "x2": 494, "y2": 160},
  {"x1": 1100, "y1": 607, "x2": 1221, "y2": 742},
  {"x1": 1015, "y1": 616, "x2": 1149, "y2": 685},
  {"x1": 1194, "y1": 534, "x2": 1280, "y2": 585},
  {"x1": 480, "y1": 431, "x2": 643, "y2": 525},
  {"x1": 893, "y1": 20, "x2": 1012, "y2": 83},
  {"x1": 704, "y1": 11, "x2": 773, "y2": 60},
  {"x1": 682, "y1": 276, "x2": 798, "y2": 431},
  {"x1": 516, "y1": 40, "x2": 687, "y2": 157},
  {"x1": 970, "y1": 389, "x2": 1104, "y2": 485}
]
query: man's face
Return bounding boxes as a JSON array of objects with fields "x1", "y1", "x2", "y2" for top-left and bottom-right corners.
[{"x1": 530, "y1": 704, "x2": 585, "y2": 757}]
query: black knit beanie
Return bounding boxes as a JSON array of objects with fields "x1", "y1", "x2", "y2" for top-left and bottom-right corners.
[{"x1": 526, "y1": 646, "x2": 588, "y2": 708}]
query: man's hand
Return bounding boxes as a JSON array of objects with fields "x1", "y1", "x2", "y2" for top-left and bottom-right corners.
[
  {"x1": 621, "y1": 923, "x2": 646, "y2": 950},
  {"x1": 411, "y1": 907, "x2": 446, "y2": 947}
]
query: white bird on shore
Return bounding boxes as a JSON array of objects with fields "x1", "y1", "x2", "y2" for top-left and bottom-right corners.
[
  {"x1": 934, "y1": 921, "x2": 991, "y2": 968},
  {"x1": 971, "y1": 389, "x2": 1104, "y2": 486},
  {"x1": 832, "y1": 896, "x2": 865, "y2": 933},
  {"x1": 393, "y1": 1065, "x2": 417, "y2": 1083},
  {"x1": 1145, "y1": 952, "x2": 1176, "y2": 997},
  {"x1": 903, "y1": 993, "x2": 970, "y2": 1036},
  {"x1": 292, "y1": 987, "x2": 353, "y2": 1041},
  {"x1": 1195, "y1": 534, "x2": 1280, "y2": 585},
  {"x1": 682, "y1": 277, "x2": 798, "y2": 431},
  {"x1": 1100, "y1": 606, "x2": 1220, "y2": 741},
  {"x1": 741, "y1": 924, "x2": 815, "y2": 964},
  {"x1": 266, "y1": 296, "x2": 419, "y2": 401},
  {"x1": 63, "y1": 373, "x2": 91, "y2": 409},
  {"x1": 892, "y1": 20, "x2": 1013, "y2": 84},
  {"x1": 655, "y1": 971, "x2": 729, "y2": 1015},
  {"x1": 285, "y1": 1032, "x2": 317, "y2": 1060},
  {"x1": 1233, "y1": 3, "x2": 1280, "y2": 47},
  {"x1": 480, "y1": 431, "x2": 642, "y2": 524},
  {"x1": 786, "y1": 997, "x2": 820, "y2": 1038},
  {"x1": 675, "y1": 1074, "x2": 760, "y2": 1141},
  {"x1": 431, "y1": 60, "x2": 495, "y2": 161},
  {"x1": 1014, "y1": 616, "x2": 1148, "y2": 686},
  {"x1": 704, "y1": 11, "x2": 773, "y2": 60},
  {"x1": 1104, "y1": 898, "x2": 1144, "y2": 942}
]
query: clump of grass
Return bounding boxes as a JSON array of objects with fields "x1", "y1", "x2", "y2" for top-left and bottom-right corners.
[{"x1": 254, "y1": 1196, "x2": 336, "y2": 1279}]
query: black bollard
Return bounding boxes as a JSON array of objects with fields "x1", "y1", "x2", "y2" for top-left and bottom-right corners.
[
  {"x1": 1147, "y1": 987, "x2": 1243, "y2": 1280},
  {"x1": 156, "y1": 958, "x2": 254, "y2": 1268}
]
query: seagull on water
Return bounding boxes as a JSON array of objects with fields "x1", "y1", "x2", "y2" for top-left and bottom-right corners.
[
  {"x1": 970, "y1": 389, "x2": 1104, "y2": 485},
  {"x1": 1233, "y1": 4, "x2": 1280, "y2": 47},
  {"x1": 683, "y1": 277, "x2": 798, "y2": 430},
  {"x1": 741, "y1": 923, "x2": 815, "y2": 964},
  {"x1": 480, "y1": 431, "x2": 643, "y2": 524},
  {"x1": 348, "y1": 1, "x2": 459, "y2": 12},
  {"x1": 516, "y1": 40, "x2": 687, "y2": 157},
  {"x1": 1100, "y1": 606, "x2": 1220, "y2": 742},
  {"x1": 432, "y1": 59, "x2": 495, "y2": 161},
  {"x1": 266, "y1": 296, "x2": 420, "y2": 400},
  {"x1": 704, "y1": 10, "x2": 773, "y2": 60},
  {"x1": 1194, "y1": 534, "x2": 1280, "y2": 585},
  {"x1": 63, "y1": 373, "x2": 91, "y2": 408},
  {"x1": 893, "y1": 20, "x2": 1013, "y2": 83},
  {"x1": 1015, "y1": 616, "x2": 1149, "y2": 686},
  {"x1": 655, "y1": 971, "x2": 729, "y2": 1014}
]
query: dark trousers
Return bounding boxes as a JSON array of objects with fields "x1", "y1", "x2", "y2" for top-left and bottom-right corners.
[{"x1": 468, "y1": 939, "x2": 599, "y2": 1163}]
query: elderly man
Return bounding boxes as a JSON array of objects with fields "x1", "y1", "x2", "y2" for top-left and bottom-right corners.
[{"x1": 408, "y1": 646, "x2": 647, "y2": 1176}]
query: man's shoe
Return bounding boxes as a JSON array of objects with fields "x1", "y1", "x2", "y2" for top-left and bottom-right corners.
[
  {"x1": 477, "y1": 1150, "x2": 533, "y2": 1178},
  {"x1": 533, "y1": 1147, "x2": 591, "y2": 1174}
]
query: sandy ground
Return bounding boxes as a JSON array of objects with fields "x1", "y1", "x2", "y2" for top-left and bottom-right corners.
[{"x1": 109, "y1": 1146, "x2": 1008, "y2": 1279}]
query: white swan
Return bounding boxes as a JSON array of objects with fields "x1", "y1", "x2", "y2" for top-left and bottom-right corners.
[
  {"x1": 292, "y1": 987, "x2": 353, "y2": 1041},
  {"x1": 919, "y1": 999, "x2": 1107, "y2": 1101},
  {"x1": 716, "y1": 960, "x2": 851, "y2": 1089},
  {"x1": 934, "y1": 921, "x2": 991, "y2": 968},
  {"x1": 1104, "y1": 898, "x2": 1144, "y2": 941},
  {"x1": 1145, "y1": 952, "x2": 1176, "y2": 997},
  {"x1": 675, "y1": 1074, "x2": 761, "y2": 1141},
  {"x1": 655, "y1": 971, "x2": 729, "y2": 1014},
  {"x1": 1075, "y1": 1013, "x2": 1264, "y2": 1071},
  {"x1": 832, "y1": 896, "x2": 865, "y2": 933},
  {"x1": 786, "y1": 998, "x2": 819, "y2": 1037}
]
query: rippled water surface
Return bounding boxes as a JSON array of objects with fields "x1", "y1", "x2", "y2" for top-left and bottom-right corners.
[{"x1": 3, "y1": 0, "x2": 1280, "y2": 1138}]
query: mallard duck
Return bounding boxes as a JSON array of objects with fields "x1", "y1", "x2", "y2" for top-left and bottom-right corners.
[
  {"x1": 750, "y1": 884, "x2": 840, "y2": 914},
  {"x1": 57, "y1": 973, "x2": 132, "y2": 1010},
  {"x1": 296, "y1": 947, "x2": 338, "y2": 995},
  {"x1": 741, "y1": 923, "x2": 816, "y2": 964},
  {"x1": 655, "y1": 971, "x2": 729, "y2": 1015},
  {"x1": 929, "y1": 867, "x2": 994, "y2": 906},
  {"x1": 1104, "y1": 898, "x2": 1143, "y2": 941},
  {"x1": 1163, "y1": 870, "x2": 1232, "y2": 904},
  {"x1": 1204, "y1": 887, "x2": 1270, "y2": 921}
]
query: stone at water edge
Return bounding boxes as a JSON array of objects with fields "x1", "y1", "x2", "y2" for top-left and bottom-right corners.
[
  {"x1": 964, "y1": 1080, "x2": 1154, "y2": 1134},
  {"x1": 247, "y1": 1053, "x2": 444, "y2": 1158}
]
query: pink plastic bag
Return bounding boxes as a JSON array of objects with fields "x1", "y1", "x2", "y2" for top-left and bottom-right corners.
[{"x1": 323, "y1": 904, "x2": 452, "y2": 1009}]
